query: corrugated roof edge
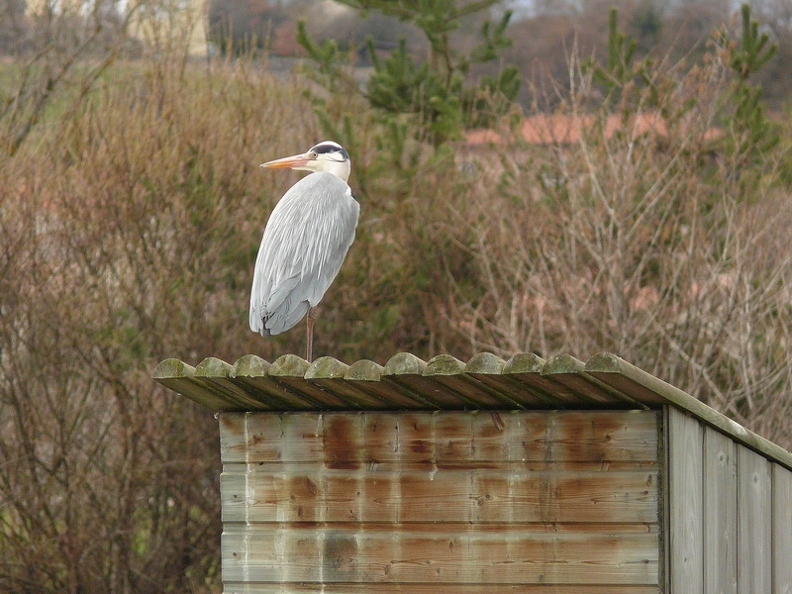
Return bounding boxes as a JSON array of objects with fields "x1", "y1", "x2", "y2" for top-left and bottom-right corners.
[
  {"x1": 586, "y1": 352, "x2": 792, "y2": 471},
  {"x1": 152, "y1": 351, "x2": 792, "y2": 471}
]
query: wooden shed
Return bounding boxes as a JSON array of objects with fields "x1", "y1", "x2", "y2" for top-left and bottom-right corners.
[{"x1": 152, "y1": 351, "x2": 792, "y2": 594}]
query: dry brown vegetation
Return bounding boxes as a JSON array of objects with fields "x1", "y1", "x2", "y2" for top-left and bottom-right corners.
[
  {"x1": 1, "y1": 8, "x2": 791, "y2": 593},
  {"x1": 0, "y1": 57, "x2": 327, "y2": 591},
  {"x1": 439, "y1": 52, "x2": 792, "y2": 446}
]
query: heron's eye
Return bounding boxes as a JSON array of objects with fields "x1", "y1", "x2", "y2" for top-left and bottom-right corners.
[{"x1": 309, "y1": 151, "x2": 318, "y2": 159}]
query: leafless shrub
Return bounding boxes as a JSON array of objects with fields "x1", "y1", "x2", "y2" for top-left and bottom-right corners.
[
  {"x1": 1, "y1": 6, "x2": 790, "y2": 591},
  {"x1": 0, "y1": 0, "x2": 147, "y2": 156},
  {"x1": 441, "y1": 46, "x2": 792, "y2": 448},
  {"x1": 0, "y1": 35, "x2": 323, "y2": 591}
]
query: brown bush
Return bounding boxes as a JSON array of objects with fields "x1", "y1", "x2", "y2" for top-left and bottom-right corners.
[
  {"x1": 0, "y1": 10, "x2": 790, "y2": 593},
  {"x1": 0, "y1": 56, "x2": 324, "y2": 592},
  {"x1": 438, "y1": 50, "x2": 792, "y2": 449}
]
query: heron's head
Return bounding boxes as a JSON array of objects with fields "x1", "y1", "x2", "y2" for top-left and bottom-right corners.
[{"x1": 260, "y1": 141, "x2": 351, "y2": 183}]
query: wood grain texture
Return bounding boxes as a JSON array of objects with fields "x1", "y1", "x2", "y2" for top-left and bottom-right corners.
[
  {"x1": 222, "y1": 582, "x2": 663, "y2": 593},
  {"x1": 773, "y1": 464, "x2": 792, "y2": 594},
  {"x1": 219, "y1": 411, "x2": 660, "y2": 464},
  {"x1": 737, "y1": 445, "x2": 771, "y2": 593},
  {"x1": 703, "y1": 427, "x2": 737, "y2": 594},
  {"x1": 231, "y1": 355, "x2": 317, "y2": 410},
  {"x1": 153, "y1": 351, "x2": 792, "y2": 477},
  {"x1": 152, "y1": 358, "x2": 234, "y2": 411},
  {"x1": 151, "y1": 352, "x2": 792, "y2": 594},
  {"x1": 666, "y1": 407, "x2": 703, "y2": 594},
  {"x1": 222, "y1": 524, "x2": 659, "y2": 584},
  {"x1": 502, "y1": 353, "x2": 588, "y2": 407},
  {"x1": 587, "y1": 352, "x2": 792, "y2": 471},
  {"x1": 221, "y1": 465, "x2": 658, "y2": 524},
  {"x1": 219, "y1": 410, "x2": 661, "y2": 590},
  {"x1": 541, "y1": 354, "x2": 633, "y2": 406},
  {"x1": 196, "y1": 357, "x2": 276, "y2": 410}
]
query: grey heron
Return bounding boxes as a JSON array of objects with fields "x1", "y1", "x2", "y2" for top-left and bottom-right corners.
[{"x1": 249, "y1": 140, "x2": 359, "y2": 362}]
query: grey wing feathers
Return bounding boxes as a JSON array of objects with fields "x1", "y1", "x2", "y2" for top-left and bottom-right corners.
[{"x1": 249, "y1": 172, "x2": 359, "y2": 336}]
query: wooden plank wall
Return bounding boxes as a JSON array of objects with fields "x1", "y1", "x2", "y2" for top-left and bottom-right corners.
[
  {"x1": 666, "y1": 407, "x2": 792, "y2": 594},
  {"x1": 219, "y1": 410, "x2": 661, "y2": 594}
]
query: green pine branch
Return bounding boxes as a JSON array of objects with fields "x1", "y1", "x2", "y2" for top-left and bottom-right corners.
[{"x1": 297, "y1": 0, "x2": 519, "y2": 146}]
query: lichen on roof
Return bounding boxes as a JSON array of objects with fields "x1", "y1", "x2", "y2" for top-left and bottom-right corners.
[{"x1": 152, "y1": 351, "x2": 792, "y2": 470}]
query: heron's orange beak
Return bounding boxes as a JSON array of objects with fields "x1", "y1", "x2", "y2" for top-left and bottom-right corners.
[{"x1": 260, "y1": 152, "x2": 312, "y2": 170}]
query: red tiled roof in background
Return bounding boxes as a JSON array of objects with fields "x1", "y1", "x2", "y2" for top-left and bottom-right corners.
[{"x1": 466, "y1": 111, "x2": 720, "y2": 146}]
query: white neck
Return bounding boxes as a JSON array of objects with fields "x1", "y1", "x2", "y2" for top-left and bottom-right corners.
[{"x1": 322, "y1": 158, "x2": 351, "y2": 183}]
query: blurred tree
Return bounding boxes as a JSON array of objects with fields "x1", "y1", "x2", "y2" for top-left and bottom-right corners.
[
  {"x1": 313, "y1": 7, "x2": 426, "y2": 64},
  {"x1": 716, "y1": 3, "x2": 778, "y2": 168},
  {"x1": 0, "y1": 44, "x2": 321, "y2": 592},
  {"x1": 533, "y1": 0, "x2": 574, "y2": 16},
  {"x1": 756, "y1": 0, "x2": 792, "y2": 98},
  {"x1": 502, "y1": 13, "x2": 575, "y2": 108},
  {"x1": 441, "y1": 19, "x2": 792, "y2": 449},
  {"x1": 629, "y1": 0, "x2": 663, "y2": 55},
  {"x1": 503, "y1": 0, "x2": 789, "y2": 110},
  {"x1": 660, "y1": 0, "x2": 730, "y2": 61},
  {"x1": 207, "y1": 0, "x2": 423, "y2": 58},
  {"x1": 0, "y1": 0, "x2": 141, "y2": 156},
  {"x1": 297, "y1": 0, "x2": 520, "y2": 145},
  {"x1": 584, "y1": 7, "x2": 656, "y2": 110},
  {"x1": 208, "y1": 0, "x2": 287, "y2": 54},
  {"x1": 0, "y1": 0, "x2": 28, "y2": 53}
]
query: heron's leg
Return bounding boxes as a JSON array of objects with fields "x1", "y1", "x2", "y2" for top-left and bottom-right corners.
[{"x1": 306, "y1": 307, "x2": 316, "y2": 362}]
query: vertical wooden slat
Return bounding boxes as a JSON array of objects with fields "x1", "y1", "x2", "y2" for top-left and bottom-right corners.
[
  {"x1": 737, "y1": 446, "x2": 772, "y2": 593},
  {"x1": 773, "y1": 464, "x2": 792, "y2": 594},
  {"x1": 666, "y1": 407, "x2": 703, "y2": 593},
  {"x1": 703, "y1": 427, "x2": 737, "y2": 594}
]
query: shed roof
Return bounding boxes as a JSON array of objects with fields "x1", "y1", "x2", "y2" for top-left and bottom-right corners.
[{"x1": 152, "y1": 351, "x2": 792, "y2": 471}]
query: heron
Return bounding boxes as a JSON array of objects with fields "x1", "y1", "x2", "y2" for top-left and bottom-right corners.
[{"x1": 249, "y1": 140, "x2": 359, "y2": 362}]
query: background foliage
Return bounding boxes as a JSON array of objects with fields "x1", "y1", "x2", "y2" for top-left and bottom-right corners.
[{"x1": 1, "y1": 0, "x2": 791, "y2": 592}]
